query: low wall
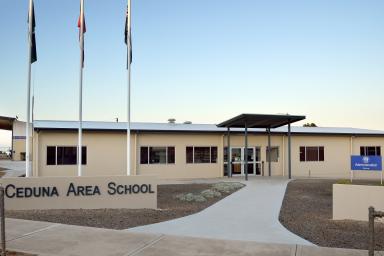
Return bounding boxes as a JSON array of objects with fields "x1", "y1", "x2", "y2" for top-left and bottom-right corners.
[
  {"x1": 1, "y1": 175, "x2": 157, "y2": 210},
  {"x1": 333, "y1": 184, "x2": 384, "y2": 221}
]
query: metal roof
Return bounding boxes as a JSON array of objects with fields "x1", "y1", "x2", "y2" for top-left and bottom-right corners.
[
  {"x1": 0, "y1": 116, "x2": 16, "y2": 130},
  {"x1": 217, "y1": 113, "x2": 306, "y2": 128},
  {"x1": 33, "y1": 120, "x2": 384, "y2": 136}
]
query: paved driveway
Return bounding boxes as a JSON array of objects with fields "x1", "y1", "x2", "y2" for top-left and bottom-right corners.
[
  {"x1": 6, "y1": 218, "x2": 364, "y2": 256},
  {"x1": 129, "y1": 177, "x2": 312, "y2": 246},
  {"x1": 0, "y1": 160, "x2": 26, "y2": 177}
]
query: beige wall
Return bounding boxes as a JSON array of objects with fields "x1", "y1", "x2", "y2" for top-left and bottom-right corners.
[
  {"x1": 12, "y1": 139, "x2": 26, "y2": 161},
  {"x1": 136, "y1": 133, "x2": 223, "y2": 179},
  {"x1": 290, "y1": 135, "x2": 384, "y2": 179},
  {"x1": 333, "y1": 184, "x2": 384, "y2": 221},
  {"x1": 32, "y1": 130, "x2": 384, "y2": 179},
  {"x1": 33, "y1": 131, "x2": 223, "y2": 179},
  {"x1": 12, "y1": 120, "x2": 31, "y2": 161},
  {"x1": 351, "y1": 136, "x2": 384, "y2": 180},
  {"x1": 34, "y1": 130, "x2": 134, "y2": 177}
]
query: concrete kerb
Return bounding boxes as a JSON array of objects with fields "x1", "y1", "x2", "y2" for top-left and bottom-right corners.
[{"x1": 3, "y1": 218, "x2": 370, "y2": 256}]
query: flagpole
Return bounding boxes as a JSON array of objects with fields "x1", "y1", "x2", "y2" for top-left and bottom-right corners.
[
  {"x1": 25, "y1": 0, "x2": 33, "y2": 177},
  {"x1": 78, "y1": 0, "x2": 85, "y2": 177},
  {"x1": 31, "y1": 95, "x2": 34, "y2": 175},
  {"x1": 126, "y1": 0, "x2": 132, "y2": 176}
]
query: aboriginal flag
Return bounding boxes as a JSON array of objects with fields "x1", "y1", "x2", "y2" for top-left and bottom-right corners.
[{"x1": 28, "y1": 1, "x2": 37, "y2": 63}]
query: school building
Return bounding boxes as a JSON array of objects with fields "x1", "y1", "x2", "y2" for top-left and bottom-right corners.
[{"x1": 8, "y1": 113, "x2": 380, "y2": 180}]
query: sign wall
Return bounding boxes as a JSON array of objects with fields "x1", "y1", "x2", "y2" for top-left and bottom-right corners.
[{"x1": 1, "y1": 175, "x2": 157, "y2": 210}]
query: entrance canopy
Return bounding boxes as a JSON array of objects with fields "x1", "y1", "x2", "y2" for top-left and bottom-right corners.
[
  {"x1": 217, "y1": 113, "x2": 305, "y2": 129},
  {"x1": 217, "y1": 113, "x2": 305, "y2": 181}
]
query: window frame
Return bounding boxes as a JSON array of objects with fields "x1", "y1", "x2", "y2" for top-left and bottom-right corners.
[
  {"x1": 186, "y1": 146, "x2": 218, "y2": 164},
  {"x1": 140, "y1": 146, "x2": 176, "y2": 165},
  {"x1": 299, "y1": 146, "x2": 324, "y2": 162},
  {"x1": 266, "y1": 146, "x2": 279, "y2": 163},
  {"x1": 360, "y1": 146, "x2": 381, "y2": 156},
  {"x1": 46, "y1": 146, "x2": 87, "y2": 166}
]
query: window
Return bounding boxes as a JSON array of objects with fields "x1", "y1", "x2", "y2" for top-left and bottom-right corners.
[
  {"x1": 195, "y1": 147, "x2": 210, "y2": 163},
  {"x1": 211, "y1": 147, "x2": 217, "y2": 163},
  {"x1": 46, "y1": 146, "x2": 86, "y2": 165},
  {"x1": 186, "y1": 146, "x2": 217, "y2": 164},
  {"x1": 223, "y1": 147, "x2": 228, "y2": 162},
  {"x1": 140, "y1": 146, "x2": 175, "y2": 164},
  {"x1": 149, "y1": 147, "x2": 166, "y2": 164},
  {"x1": 140, "y1": 147, "x2": 148, "y2": 164},
  {"x1": 299, "y1": 146, "x2": 324, "y2": 162},
  {"x1": 266, "y1": 147, "x2": 279, "y2": 162},
  {"x1": 167, "y1": 147, "x2": 175, "y2": 164},
  {"x1": 360, "y1": 146, "x2": 381, "y2": 156},
  {"x1": 46, "y1": 146, "x2": 56, "y2": 165}
]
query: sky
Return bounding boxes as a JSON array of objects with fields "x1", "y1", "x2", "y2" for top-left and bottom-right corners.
[{"x1": 1, "y1": 0, "x2": 384, "y2": 147}]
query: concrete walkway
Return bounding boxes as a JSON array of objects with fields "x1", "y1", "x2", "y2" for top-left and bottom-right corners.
[
  {"x1": 130, "y1": 177, "x2": 312, "y2": 246},
  {"x1": 0, "y1": 160, "x2": 26, "y2": 177},
  {"x1": 6, "y1": 218, "x2": 367, "y2": 256}
]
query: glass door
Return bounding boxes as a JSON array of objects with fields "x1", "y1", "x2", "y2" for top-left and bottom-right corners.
[
  {"x1": 231, "y1": 148, "x2": 242, "y2": 175},
  {"x1": 245, "y1": 147, "x2": 255, "y2": 175},
  {"x1": 228, "y1": 147, "x2": 261, "y2": 176},
  {"x1": 255, "y1": 147, "x2": 261, "y2": 175}
]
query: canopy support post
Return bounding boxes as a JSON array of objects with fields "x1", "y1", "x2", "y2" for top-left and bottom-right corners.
[
  {"x1": 227, "y1": 127, "x2": 231, "y2": 177},
  {"x1": 244, "y1": 122, "x2": 248, "y2": 181},
  {"x1": 288, "y1": 122, "x2": 292, "y2": 179},
  {"x1": 267, "y1": 127, "x2": 271, "y2": 176}
]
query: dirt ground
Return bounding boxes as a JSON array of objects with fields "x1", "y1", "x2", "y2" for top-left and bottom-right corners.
[
  {"x1": 279, "y1": 179, "x2": 384, "y2": 250},
  {"x1": 6, "y1": 183, "x2": 242, "y2": 230}
]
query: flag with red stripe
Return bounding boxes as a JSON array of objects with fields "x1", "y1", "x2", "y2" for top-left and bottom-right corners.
[{"x1": 77, "y1": 5, "x2": 86, "y2": 67}]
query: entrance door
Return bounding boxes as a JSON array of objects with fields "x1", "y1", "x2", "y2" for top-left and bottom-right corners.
[
  {"x1": 231, "y1": 147, "x2": 242, "y2": 175},
  {"x1": 229, "y1": 147, "x2": 261, "y2": 176},
  {"x1": 255, "y1": 147, "x2": 261, "y2": 175},
  {"x1": 245, "y1": 147, "x2": 255, "y2": 175}
]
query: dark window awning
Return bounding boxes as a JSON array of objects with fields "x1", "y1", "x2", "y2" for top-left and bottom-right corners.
[{"x1": 217, "y1": 113, "x2": 305, "y2": 129}]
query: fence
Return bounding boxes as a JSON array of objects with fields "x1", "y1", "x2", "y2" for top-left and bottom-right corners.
[{"x1": 369, "y1": 206, "x2": 384, "y2": 256}]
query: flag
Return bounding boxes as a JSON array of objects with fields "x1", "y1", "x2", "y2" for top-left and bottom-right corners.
[
  {"x1": 124, "y1": 5, "x2": 132, "y2": 67},
  {"x1": 28, "y1": 1, "x2": 37, "y2": 63},
  {"x1": 77, "y1": 6, "x2": 86, "y2": 67}
]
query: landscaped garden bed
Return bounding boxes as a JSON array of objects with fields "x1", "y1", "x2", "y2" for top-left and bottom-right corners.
[
  {"x1": 279, "y1": 179, "x2": 384, "y2": 250},
  {"x1": 6, "y1": 182, "x2": 244, "y2": 230}
]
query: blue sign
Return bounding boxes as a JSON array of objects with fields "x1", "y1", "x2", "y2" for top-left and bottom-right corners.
[{"x1": 351, "y1": 155, "x2": 382, "y2": 171}]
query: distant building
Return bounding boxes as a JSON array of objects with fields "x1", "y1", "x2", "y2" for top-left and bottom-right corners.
[{"x1": 0, "y1": 116, "x2": 30, "y2": 161}]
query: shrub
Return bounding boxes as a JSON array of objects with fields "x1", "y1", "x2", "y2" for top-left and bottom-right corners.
[
  {"x1": 201, "y1": 189, "x2": 221, "y2": 198},
  {"x1": 212, "y1": 182, "x2": 244, "y2": 193},
  {"x1": 336, "y1": 179, "x2": 352, "y2": 185}
]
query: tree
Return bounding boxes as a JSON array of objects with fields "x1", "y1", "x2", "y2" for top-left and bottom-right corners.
[{"x1": 303, "y1": 123, "x2": 317, "y2": 127}]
